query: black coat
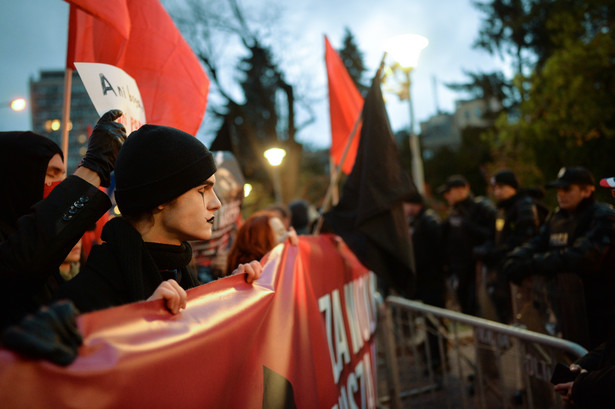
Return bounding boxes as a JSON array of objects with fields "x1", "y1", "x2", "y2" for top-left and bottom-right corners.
[
  {"x1": 571, "y1": 331, "x2": 615, "y2": 408},
  {"x1": 441, "y1": 195, "x2": 496, "y2": 278},
  {"x1": 0, "y1": 176, "x2": 111, "y2": 328},
  {"x1": 54, "y1": 217, "x2": 200, "y2": 313},
  {"x1": 490, "y1": 192, "x2": 543, "y2": 266},
  {"x1": 410, "y1": 208, "x2": 445, "y2": 307},
  {"x1": 504, "y1": 198, "x2": 615, "y2": 348}
]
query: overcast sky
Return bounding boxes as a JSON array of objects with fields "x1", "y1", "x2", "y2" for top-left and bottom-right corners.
[{"x1": 0, "y1": 0, "x2": 508, "y2": 149}]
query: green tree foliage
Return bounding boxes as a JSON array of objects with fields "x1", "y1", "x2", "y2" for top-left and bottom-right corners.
[
  {"x1": 493, "y1": 1, "x2": 615, "y2": 188},
  {"x1": 338, "y1": 28, "x2": 369, "y2": 95},
  {"x1": 438, "y1": 0, "x2": 615, "y2": 203}
]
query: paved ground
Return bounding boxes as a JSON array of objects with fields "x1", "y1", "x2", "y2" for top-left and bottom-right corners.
[{"x1": 375, "y1": 321, "x2": 533, "y2": 409}]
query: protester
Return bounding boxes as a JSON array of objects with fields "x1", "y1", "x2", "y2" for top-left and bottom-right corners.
[
  {"x1": 503, "y1": 167, "x2": 615, "y2": 349},
  {"x1": 474, "y1": 169, "x2": 545, "y2": 323},
  {"x1": 439, "y1": 174, "x2": 495, "y2": 315},
  {"x1": 266, "y1": 203, "x2": 292, "y2": 230},
  {"x1": 0, "y1": 110, "x2": 125, "y2": 329},
  {"x1": 55, "y1": 125, "x2": 262, "y2": 314},
  {"x1": 553, "y1": 175, "x2": 615, "y2": 408},
  {"x1": 58, "y1": 239, "x2": 83, "y2": 282},
  {"x1": 226, "y1": 210, "x2": 297, "y2": 275},
  {"x1": 289, "y1": 199, "x2": 319, "y2": 234}
]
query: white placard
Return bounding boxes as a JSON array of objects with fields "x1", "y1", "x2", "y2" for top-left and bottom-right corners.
[{"x1": 74, "y1": 62, "x2": 146, "y2": 134}]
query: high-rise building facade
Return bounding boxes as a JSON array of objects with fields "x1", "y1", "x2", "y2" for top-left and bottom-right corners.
[{"x1": 29, "y1": 70, "x2": 99, "y2": 172}]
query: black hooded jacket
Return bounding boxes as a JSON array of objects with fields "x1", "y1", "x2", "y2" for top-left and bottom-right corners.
[{"x1": 0, "y1": 132, "x2": 110, "y2": 328}]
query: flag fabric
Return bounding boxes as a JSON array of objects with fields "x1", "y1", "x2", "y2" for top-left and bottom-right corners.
[
  {"x1": 325, "y1": 36, "x2": 363, "y2": 175},
  {"x1": 0, "y1": 236, "x2": 378, "y2": 408},
  {"x1": 65, "y1": 0, "x2": 131, "y2": 40},
  {"x1": 324, "y1": 73, "x2": 417, "y2": 298},
  {"x1": 65, "y1": 0, "x2": 209, "y2": 136}
]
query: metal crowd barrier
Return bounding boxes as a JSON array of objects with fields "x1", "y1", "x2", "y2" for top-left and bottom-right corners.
[{"x1": 377, "y1": 296, "x2": 588, "y2": 409}]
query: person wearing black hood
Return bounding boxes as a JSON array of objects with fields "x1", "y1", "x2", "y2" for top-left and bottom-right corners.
[
  {"x1": 55, "y1": 124, "x2": 262, "y2": 315},
  {"x1": 503, "y1": 167, "x2": 615, "y2": 349},
  {"x1": 0, "y1": 110, "x2": 126, "y2": 329},
  {"x1": 474, "y1": 169, "x2": 545, "y2": 323}
]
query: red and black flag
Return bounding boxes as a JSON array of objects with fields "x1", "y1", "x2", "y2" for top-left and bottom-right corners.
[{"x1": 324, "y1": 73, "x2": 416, "y2": 297}]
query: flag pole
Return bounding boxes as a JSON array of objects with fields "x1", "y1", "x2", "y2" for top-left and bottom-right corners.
[
  {"x1": 313, "y1": 52, "x2": 388, "y2": 235},
  {"x1": 316, "y1": 111, "x2": 362, "y2": 220},
  {"x1": 329, "y1": 156, "x2": 339, "y2": 205},
  {"x1": 60, "y1": 67, "x2": 73, "y2": 167},
  {"x1": 61, "y1": 5, "x2": 75, "y2": 170}
]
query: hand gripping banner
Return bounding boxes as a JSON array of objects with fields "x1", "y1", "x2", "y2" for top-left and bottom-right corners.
[{"x1": 0, "y1": 235, "x2": 378, "y2": 408}]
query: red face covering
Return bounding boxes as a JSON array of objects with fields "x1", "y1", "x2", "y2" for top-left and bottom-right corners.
[{"x1": 43, "y1": 180, "x2": 62, "y2": 199}]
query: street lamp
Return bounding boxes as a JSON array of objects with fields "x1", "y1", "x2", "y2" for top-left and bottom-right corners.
[
  {"x1": 2, "y1": 97, "x2": 27, "y2": 112},
  {"x1": 263, "y1": 147, "x2": 286, "y2": 203},
  {"x1": 243, "y1": 183, "x2": 253, "y2": 198},
  {"x1": 384, "y1": 34, "x2": 429, "y2": 194},
  {"x1": 9, "y1": 98, "x2": 26, "y2": 112}
]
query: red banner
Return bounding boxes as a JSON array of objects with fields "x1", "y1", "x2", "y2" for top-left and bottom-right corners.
[{"x1": 0, "y1": 235, "x2": 378, "y2": 408}]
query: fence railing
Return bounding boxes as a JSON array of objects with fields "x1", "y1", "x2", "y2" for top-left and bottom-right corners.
[{"x1": 378, "y1": 296, "x2": 588, "y2": 409}]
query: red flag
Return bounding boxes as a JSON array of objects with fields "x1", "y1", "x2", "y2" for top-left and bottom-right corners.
[
  {"x1": 325, "y1": 36, "x2": 364, "y2": 175},
  {"x1": 65, "y1": 0, "x2": 130, "y2": 40},
  {"x1": 65, "y1": 0, "x2": 209, "y2": 136}
]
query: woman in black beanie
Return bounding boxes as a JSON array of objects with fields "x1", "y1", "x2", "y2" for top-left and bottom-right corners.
[{"x1": 55, "y1": 125, "x2": 262, "y2": 314}]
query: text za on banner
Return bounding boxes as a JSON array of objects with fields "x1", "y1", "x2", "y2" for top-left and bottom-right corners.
[{"x1": 0, "y1": 235, "x2": 379, "y2": 409}]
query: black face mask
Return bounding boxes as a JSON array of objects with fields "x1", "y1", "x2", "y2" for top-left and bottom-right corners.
[{"x1": 0, "y1": 131, "x2": 62, "y2": 232}]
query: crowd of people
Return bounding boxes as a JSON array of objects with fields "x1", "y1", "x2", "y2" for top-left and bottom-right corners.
[
  {"x1": 2, "y1": 107, "x2": 615, "y2": 407},
  {"x1": 403, "y1": 167, "x2": 615, "y2": 408},
  {"x1": 0, "y1": 111, "x2": 315, "y2": 365}
]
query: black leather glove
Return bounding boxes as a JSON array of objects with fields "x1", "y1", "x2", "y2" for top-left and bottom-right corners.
[
  {"x1": 78, "y1": 109, "x2": 127, "y2": 187},
  {"x1": 503, "y1": 258, "x2": 533, "y2": 285},
  {"x1": 1, "y1": 301, "x2": 83, "y2": 366}
]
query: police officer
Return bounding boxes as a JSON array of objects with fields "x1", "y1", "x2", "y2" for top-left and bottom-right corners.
[
  {"x1": 439, "y1": 175, "x2": 495, "y2": 316},
  {"x1": 554, "y1": 175, "x2": 615, "y2": 407},
  {"x1": 474, "y1": 169, "x2": 545, "y2": 323},
  {"x1": 503, "y1": 167, "x2": 615, "y2": 349}
]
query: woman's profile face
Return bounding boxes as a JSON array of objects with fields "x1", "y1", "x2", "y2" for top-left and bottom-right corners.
[{"x1": 269, "y1": 216, "x2": 287, "y2": 244}]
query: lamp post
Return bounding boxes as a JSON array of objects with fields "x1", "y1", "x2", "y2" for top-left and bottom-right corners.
[
  {"x1": 384, "y1": 34, "x2": 428, "y2": 194},
  {"x1": 263, "y1": 147, "x2": 286, "y2": 203}
]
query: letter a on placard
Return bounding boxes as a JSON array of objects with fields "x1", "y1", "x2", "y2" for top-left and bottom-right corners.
[{"x1": 100, "y1": 73, "x2": 117, "y2": 96}]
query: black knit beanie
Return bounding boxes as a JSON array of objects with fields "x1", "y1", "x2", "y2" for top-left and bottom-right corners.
[{"x1": 114, "y1": 124, "x2": 217, "y2": 214}]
